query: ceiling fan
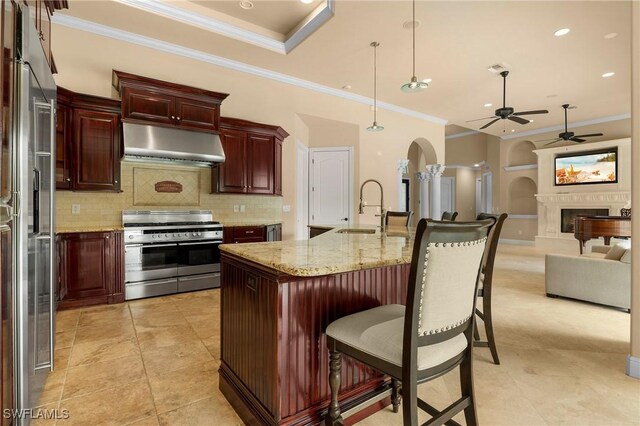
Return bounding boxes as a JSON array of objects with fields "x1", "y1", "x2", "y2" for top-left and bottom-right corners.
[
  {"x1": 467, "y1": 71, "x2": 549, "y2": 130},
  {"x1": 538, "y1": 104, "x2": 604, "y2": 145}
]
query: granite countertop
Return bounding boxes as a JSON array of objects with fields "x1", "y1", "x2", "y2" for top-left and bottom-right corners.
[
  {"x1": 220, "y1": 225, "x2": 414, "y2": 277},
  {"x1": 222, "y1": 221, "x2": 282, "y2": 227},
  {"x1": 56, "y1": 226, "x2": 124, "y2": 234}
]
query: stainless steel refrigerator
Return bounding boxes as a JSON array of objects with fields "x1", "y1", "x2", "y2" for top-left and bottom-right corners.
[{"x1": 1, "y1": 4, "x2": 56, "y2": 421}]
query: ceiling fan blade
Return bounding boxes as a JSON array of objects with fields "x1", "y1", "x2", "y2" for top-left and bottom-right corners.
[
  {"x1": 466, "y1": 116, "x2": 497, "y2": 123},
  {"x1": 570, "y1": 138, "x2": 587, "y2": 143},
  {"x1": 508, "y1": 115, "x2": 530, "y2": 125},
  {"x1": 572, "y1": 133, "x2": 603, "y2": 138},
  {"x1": 536, "y1": 137, "x2": 562, "y2": 142},
  {"x1": 513, "y1": 110, "x2": 549, "y2": 116},
  {"x1": 480, "y1": 118, "x2": 501, "y2": 129},
  {"x1": 544, "y1": 139, "x2": 563, "y2": 146}
]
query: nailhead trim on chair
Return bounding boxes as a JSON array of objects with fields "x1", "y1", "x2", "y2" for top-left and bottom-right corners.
[{"x1": 417, "y1": 237, "x2": 487, "y2": 336}]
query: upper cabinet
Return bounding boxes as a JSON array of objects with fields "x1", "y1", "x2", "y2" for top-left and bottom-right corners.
[
  {"x1": 213, "y1": 117, "x2": 288, "y2": 196},
  {"x1": 113, "y1": 70, "x2": 229, "y2": 133},
  {"x1": 56, "y1": 87, "x2": 122, "y2": 192},
  {"x1": 26, "y1": 0, "x2": 68, "y2": 73}
]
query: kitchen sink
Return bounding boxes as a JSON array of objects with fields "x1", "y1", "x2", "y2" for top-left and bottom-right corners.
[{"x1": 336, "y1": 228, "x2": 376, "y2": 234}]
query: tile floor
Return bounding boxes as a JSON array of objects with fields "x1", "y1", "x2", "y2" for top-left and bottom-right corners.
[{"x1": 38, "y1": 245, "x2": 639, "y2": 425}]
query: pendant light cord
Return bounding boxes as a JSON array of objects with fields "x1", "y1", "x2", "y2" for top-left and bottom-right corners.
[
  {"x1": 373, "y1": 42, "x2": 378, "y2": 122},
  {"x1": 412, "y1": 0, "x2": 416, "y2": 77}
]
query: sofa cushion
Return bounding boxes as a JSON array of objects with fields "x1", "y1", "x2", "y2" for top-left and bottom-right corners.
[
  {"x1": 620, "y1": 249, "x2": 632, "y2": 264},
  {"x1": 605, "y1": 243, "x2": 629, "y2": 261}
]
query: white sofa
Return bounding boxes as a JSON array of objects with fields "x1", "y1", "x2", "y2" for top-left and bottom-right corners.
[{"x1": 545, "y1": 242, "x2": 631, "y2": 311}]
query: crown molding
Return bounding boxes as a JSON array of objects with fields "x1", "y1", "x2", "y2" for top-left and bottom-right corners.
[
  {"x1": 51, "y1": 14, "x2": 449, "y2": 126},
  {"x1": 114, "y1": 0, "x2": 335, "y2": 54},
  {"x1": 500, "y1": 113, "x2": 631, "y2": 140},
  {"x1": 445, "y1": 130, "x2": 480, "y2": 140}
]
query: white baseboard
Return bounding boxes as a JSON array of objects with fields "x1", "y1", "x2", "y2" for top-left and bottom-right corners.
[
  {"x1": 500, "y1": 238, "x2": 535, "y2": 246},
  {"x1": 627, "y1": 355, "x2": 640, "y2": 379}
]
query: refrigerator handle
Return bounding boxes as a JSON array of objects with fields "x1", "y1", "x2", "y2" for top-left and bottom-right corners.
[
  {"x1": 32, "y1": 168, "x2": 40, "y2": 235},
  {"x1": 49, "y1": 98, "x2": 56, "y2": 372}
]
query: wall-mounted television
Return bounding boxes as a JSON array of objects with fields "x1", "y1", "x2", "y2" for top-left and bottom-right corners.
[{"x1": 554, "y1": 148, "x2": 617, "y2": 186}]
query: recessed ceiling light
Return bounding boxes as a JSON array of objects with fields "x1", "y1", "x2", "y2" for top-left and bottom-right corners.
[
  {"x1": 511, "y1": 129, "x2": 516, "y2": 133},
  {"x1": 473, "y1": 163, "x2": 480, "y2": 167},
  {"x1": 402, "y1": 20, "x2": 421, "y2": 30},
  {"x1": 604, "y1": 32, "x2": 617, "y2": 39},
  {"x1": 484, "y1": 103, "x2": 492, "y2": 107},
  {"x1": 342, "y1": 84, "x2": 352, "y2": 90},
  {"x1": 529, "y1": 119, "x2": 534, "y2": 123},
  {"x1": 554, "y1": 28, "x2": 570, "y2": 37},
  {"x1": 602, "y1": 72, "x2": 615, "y2": 78},
  {"x1": 239, "y1": 0, "x2": 253, "y2": 9},
  {"x1": 300, "y1": 0, "x2": 314, "y2": 3},
  {"x1": 422, "y1": 78, "x2": 432, "y2": 84}
]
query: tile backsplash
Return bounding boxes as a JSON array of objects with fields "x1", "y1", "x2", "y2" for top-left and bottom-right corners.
[{"x1": 56, "y1": 161, "x2": 282, "y2": 229}]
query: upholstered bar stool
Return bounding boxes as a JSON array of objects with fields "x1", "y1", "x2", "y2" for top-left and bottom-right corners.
[
  {"x1": 473, "y1": 213, "x2": 508, "y2": 365},
  {"x1": 441, "y1": 211, "x2": 458, "y2": 221},
  {"x1": 325, "y1": 218, "x2": 495, "y2": 426},
  {"x1": 386, "y1": 211, "x2": 414, "y2": 227}
]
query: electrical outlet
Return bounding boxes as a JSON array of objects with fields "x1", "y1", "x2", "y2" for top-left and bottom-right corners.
[
  {"x1": 233, "y1": 205, "x2": 239, "y2": 213},
  {"x1": 71, "y1": 204, "x2": 81, "y2": 214},
  {"x1": 240, "y1": 205, "x2": 246, "y2": 213}
]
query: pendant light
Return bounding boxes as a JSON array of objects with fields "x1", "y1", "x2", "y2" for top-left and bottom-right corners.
[
  {"x1": 367, "y1": 41, "x2": 384, "y2": 132},
  {"x1": 400, "y1": 0, "x2": 428, "y2": 93}
]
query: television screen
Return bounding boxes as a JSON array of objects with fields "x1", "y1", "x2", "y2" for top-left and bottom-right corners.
[{"x1": 555, "y1": 148, "x2": 617, "y2": 186}]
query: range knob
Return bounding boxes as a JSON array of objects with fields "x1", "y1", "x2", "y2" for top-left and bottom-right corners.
[
  {"x1": 128, "y1": 235, "x2": 134, "y2": 240},
  {"x1": 165, "y1": 234, "x2": 169, "y2": 238},
  {"x1": 152, "y1": 234, "x2": 157, "y2": 239}
]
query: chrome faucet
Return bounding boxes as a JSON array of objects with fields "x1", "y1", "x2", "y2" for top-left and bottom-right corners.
[{"x1": 358, "y1": 179, "x2": 385, "y2": 230}]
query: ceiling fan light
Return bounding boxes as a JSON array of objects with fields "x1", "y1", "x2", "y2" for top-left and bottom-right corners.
[
  {"x1": 401, "y1": 76, "x2": 428, "y2": 93},
  {"x1": 367, "y1": 122, "x2": 385, "y2": 132}
]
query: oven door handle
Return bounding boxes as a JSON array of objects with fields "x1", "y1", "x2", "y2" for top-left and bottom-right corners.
[
  {"x1": 178, "y1": 241, "x2": 222, "y2": 246},
  {"x1": 126, "y1": 243, "x2": 178, "y2": 249}
]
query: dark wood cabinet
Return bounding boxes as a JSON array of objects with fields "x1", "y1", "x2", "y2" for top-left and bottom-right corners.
[
  {"x1": 214, "y1": 117, "x2": 288, "y2": 196},
  {"x1": 27, "y1": 0, "x2": 68, "y2": 73},
  {"x1": 57, "y1": 231, "x2": 125, "y2": 310},
  {"x1": 113, "y1": 70, "x2": 228, "y2": 133},
  {"x1": 56, "y1": 87, "x2": 122, "y2": 192},
  {"x1": 218, "y1": 129, "x2": 247, "y2": 193},
  {"x1": 224, "y1": 225, "x2": 281, "y2": 244},
  {"x1": 73, "y1": 108, "x2": 120, "y2": 191}
]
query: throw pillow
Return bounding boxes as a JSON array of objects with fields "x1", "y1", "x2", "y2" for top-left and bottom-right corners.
[
  {"x1": 605, "y1": 243, "x2": 629, "y2": 261},
  {"x1": 620, "y1": 249, "x2": 632, "y2": 264}
]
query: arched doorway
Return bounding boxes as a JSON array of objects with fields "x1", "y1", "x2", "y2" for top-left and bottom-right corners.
[{"x1": 404, "y1": 138, "x2": 438, "y2": 219}]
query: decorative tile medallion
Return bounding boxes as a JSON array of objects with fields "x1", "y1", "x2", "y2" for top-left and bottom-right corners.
[{"x1": 133, "y1": 167, "x2": 200, "y2": 206}]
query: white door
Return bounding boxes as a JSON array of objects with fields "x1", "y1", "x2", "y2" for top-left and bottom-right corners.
[
  {"x1": 296, "y1": 142, "x2": 309, "y2": 239},
  {"x1": 309, "y1": 148, "x2": 352, "y2": 225},
  {"x1": 475, "y1": 178, "x2": 482, "y2": 216},
  {"x1": 441, "y1": 177, "x2": 455, "y2": 213},
  {"x1": 482, "y1": 172, "x2": 493, "y2": 213}
]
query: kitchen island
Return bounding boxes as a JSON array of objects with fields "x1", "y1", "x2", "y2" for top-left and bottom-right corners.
[{"x1": 219, "y1": 226, "x2": 414, "y2": 425}]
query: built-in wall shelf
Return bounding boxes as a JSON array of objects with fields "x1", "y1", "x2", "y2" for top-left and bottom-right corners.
[
  {"x1": 508, "y1": 214, "x2": 538, "y2": 219},
  {"x1": 503, "y1": 164, "x2": 538, "y2": 172}
]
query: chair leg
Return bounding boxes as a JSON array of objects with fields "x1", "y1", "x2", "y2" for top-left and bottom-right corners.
[
  {"x1": 391, "y1": 379, "x2": 402, "y2": 413},
  {"x1": 401, "y1": 381, "x2": 418, "y2": 425},
  {"x1": 483, "y1": 292, "x2": 500, "y2": 365},
  {"x1": 326, "y1": 350, "x2": 344, "y2": 425},
  {"x1": 473, "y1": 318, "x2": 481, "y2": 341},
  {"x1": 459, "y1": 355, "x2": 479, "y2": 426}
]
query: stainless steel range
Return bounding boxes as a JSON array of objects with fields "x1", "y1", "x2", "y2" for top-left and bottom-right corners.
[{"x1": 123, "y1": 210, "x2": 223, "y2": 300}]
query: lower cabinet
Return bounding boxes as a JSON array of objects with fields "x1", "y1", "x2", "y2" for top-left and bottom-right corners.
[
  {"x1": 224, "y1": 224, "x2": 282, "y2": 244},
  {"x1": 57, "y1": 231, "x2": 124, "y2": 310}
]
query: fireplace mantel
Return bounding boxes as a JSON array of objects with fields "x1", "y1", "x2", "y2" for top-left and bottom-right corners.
[{"x1": 536, "y1": 192, "x2": 630, "y2": 204}]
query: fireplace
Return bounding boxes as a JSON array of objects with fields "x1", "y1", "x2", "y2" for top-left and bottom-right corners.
[{"x1": 561, "y1": 208, "x2": 609, "y2": 233}]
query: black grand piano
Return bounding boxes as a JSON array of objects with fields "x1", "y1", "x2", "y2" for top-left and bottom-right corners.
[{"x1": 574, "y1": 215, "x2": 631, "y2": 254}]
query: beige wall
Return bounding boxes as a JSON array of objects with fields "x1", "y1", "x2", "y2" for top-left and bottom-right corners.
[
  {"x1": 630, "y1": 0, "x2": 639, "y2": 367},
  {"x1": 51, "y1": 24, "x2": 445, "y2": 239}
]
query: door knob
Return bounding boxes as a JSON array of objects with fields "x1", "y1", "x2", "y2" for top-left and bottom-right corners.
[{"x1": 341, "y1": 218, "x2": 348, "y2": 221}]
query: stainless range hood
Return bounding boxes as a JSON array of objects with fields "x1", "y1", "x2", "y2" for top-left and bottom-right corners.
[{"x1": 123, "y1": 122, "x2": 225, "y2": 165}]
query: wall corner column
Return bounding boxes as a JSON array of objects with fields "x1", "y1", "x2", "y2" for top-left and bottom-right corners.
[
  {"x1": 628, "y1": 0, "x2": 640, "y2": 380},
  {"x1": 416, "y1": 172, "x2": 431, "y2": 219},
  {"x1": 426, "y1": 164, "x2": 446, "y2": 220},
  {"x1": 397, "y1": 160, "x2": 410, "y2": 211}
]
